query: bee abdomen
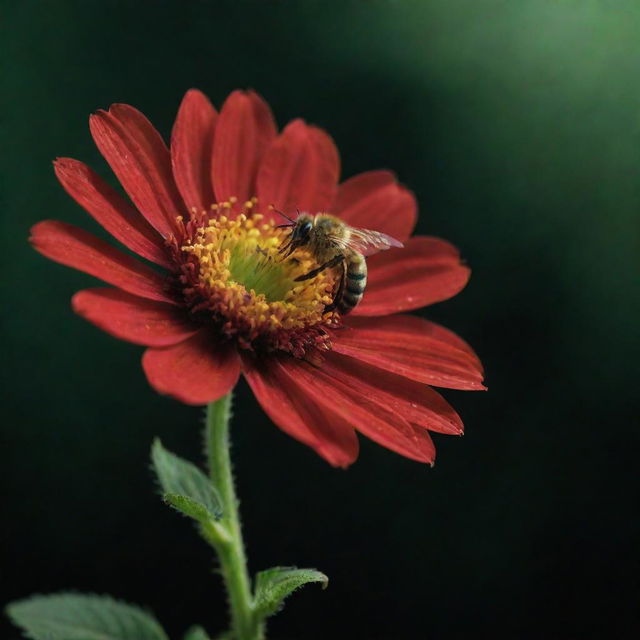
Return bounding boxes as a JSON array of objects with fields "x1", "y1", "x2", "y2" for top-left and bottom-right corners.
[{"x1": 338, "y1": 255, "x2": 367, "y2": 315}]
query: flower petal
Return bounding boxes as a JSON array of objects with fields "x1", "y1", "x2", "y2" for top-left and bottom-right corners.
[
  {"x1": 257, "y1": 119, "x2": 340, "y2": 221},
  {"x1": 334, "y1": 170, "x2": 417, "y2": 242},
  {"x1": 405, "y1": 426, "x2": 437, "y2": 465},
  {"x1": 30, "y1": 221, "x2": 176, "y2": 304},
  {"x1": 333, "y1": 315, "x2": 485, "y2": 390},
  {"x1": 242, "y1": 355, "x2": 359, "y2": 468},
  {"x1": 53, "y1": 158, "x2": 171, "y2": 268},
  {"x1": 72, "y1": 288, "x2": 199, "y2": 346},
  {"x1": 354, "y1": 236, "x2": 471, "y2": 315},
  {"x1": 142, "y1": 330, "x2": 240, "y2": 405},
  {"x1": 323, "y1": 352, "x2": 464, "y2": 435},
  {"x1": 212, "y1": 90, "x2": 277, "y2": 205},
  {"x1": 90, "y1": 104, "x2": 184, "y2": 237},
  {"x1": 171, "y1": 89, "x2": 217, "y2": 213},
  {"x1": 269, "y1": 356, "x2": 434, "y2": 464}
]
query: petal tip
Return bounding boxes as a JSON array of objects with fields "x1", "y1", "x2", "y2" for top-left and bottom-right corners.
[
  {"x1": 184, "y1": 87, "x2": 206, "y2": 98},
  {"x1": 286, "y1": 117, "x2": 308, "y2": 131},
  {"x1": 70, "y1": 290, "x2": 83, "y2": 313},
  {"x1": 326, "y1": 450, "x2": 358, "y2": 469},
  {"x1": 89, "y1": 109, "x2": 108, "y2": 121},
  {"x1": 28, "y1": 219, "x2": 53, "y2": 243},
  {"x1": 52, "y1": 156, "x2": 82, "y2": 177}
]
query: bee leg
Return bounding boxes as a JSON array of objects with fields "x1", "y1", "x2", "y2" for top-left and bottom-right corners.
[
  {"x1": 325, "y1": 260, "x2": 346, "y2": 311},
  {"x1": 294, "y1": 254, "x2": 344, "y2": 281}
]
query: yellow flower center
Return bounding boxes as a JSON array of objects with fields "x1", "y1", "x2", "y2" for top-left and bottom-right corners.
[{"x1": 177, "y1": 203, "x2": 340, "y2": 356}]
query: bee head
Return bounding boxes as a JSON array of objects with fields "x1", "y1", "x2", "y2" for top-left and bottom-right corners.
[
  {"x1": 278, "y1": 212, "x2": 314, "y2": 256},
  {"x1": 292, "y1": 215, "x2": 313, "y2": 244}
]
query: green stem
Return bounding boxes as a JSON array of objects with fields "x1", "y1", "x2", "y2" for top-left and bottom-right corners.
[{"x1": 206, "y1": 393, "x2": 264, "y2": 640}]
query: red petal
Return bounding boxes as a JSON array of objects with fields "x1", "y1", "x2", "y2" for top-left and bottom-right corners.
[
  {"x1": 257, "y1": 119, "x2": 340, "y2": 221},
  {"x1": 53, "y1": 158, "x2": 171, "y2": 268},
  {"x1": 90, "y1": 104, "x2": 184, "y2": 238},
  {"x1": 30, "y1": 221, "x2": 176, "y2": 304},
  {"x1": 171, "y1": 89, "x2": 217, "y2": 213},
  {"x1": 334, "y1": 170, "x2": 417, "y2": 242},
  {"x1": 142, "y1": 330, "x2": 240, "y2": 405},
  {"x1": 72, "y1": 288, "x2": 199, "y2": 346},
  {"x1": 242, "y1": 355, "x2": 359, "y2": 468},
  {"x1": 212, "y1": 90, "x2": 277, "y2": 205},
  {"x1": 406, "y1": 426, "x2": 437, "y2": 465},
  {"x1": 355, "y1": 236, "x2": 471, "y2": 315},
  {"x1": 323, "y1": 351, "x2": 464, "y2": 435},
  {"x1": 273, "y1": 356, "x2": 434, "y2": 464},
  {"x1": 333, "y1": 315, "x2": 485, "y2": 390}
]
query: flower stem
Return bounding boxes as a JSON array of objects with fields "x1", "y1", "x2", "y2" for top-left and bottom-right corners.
[{"x1": 206, "y1": 393, "x2": 263, "y2": 640}]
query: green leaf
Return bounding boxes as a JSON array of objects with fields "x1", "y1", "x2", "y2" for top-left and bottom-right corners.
[
  {"x1": 183, "y1": 625, "x2": 210, "y2": 640},
  {"x1": 6, "y1": 592, "x2": 168, "y2": 640},
  {"x1": 164, "y1": 493, "x2": 214, "y2": 522},
  {"x1": 254, "y1": 566, "x2": 329, "y2": 618},
  {"x1": 151, "y1": 439, "x2": 222, "y2": 521}
]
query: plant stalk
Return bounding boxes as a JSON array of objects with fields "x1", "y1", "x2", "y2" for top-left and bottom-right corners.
[{"x1": 206, "y1": 393, "x2": 263, "y2": 640}]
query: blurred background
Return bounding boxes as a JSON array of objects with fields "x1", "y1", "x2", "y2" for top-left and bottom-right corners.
[{"x1": 2, "y1": 1, "x2": 639, "y2": 638}]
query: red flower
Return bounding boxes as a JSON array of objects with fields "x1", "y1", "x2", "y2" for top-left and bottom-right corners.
[{"x1": 31, "y1": 89, "x2": 484, "y2": 467}]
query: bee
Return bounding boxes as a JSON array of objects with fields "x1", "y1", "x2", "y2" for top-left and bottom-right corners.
[{"x1": 276, "y1": 211, "x2": 403, "y2": 314}]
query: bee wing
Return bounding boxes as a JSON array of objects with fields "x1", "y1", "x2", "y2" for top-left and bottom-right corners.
[{"x1": 344, "y1": 227, "x2": 404, "y2": 256}]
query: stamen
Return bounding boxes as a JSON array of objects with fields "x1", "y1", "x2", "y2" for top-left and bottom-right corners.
[{"x1": 176, "y1": 202, "x2": 340, "y2": 357}]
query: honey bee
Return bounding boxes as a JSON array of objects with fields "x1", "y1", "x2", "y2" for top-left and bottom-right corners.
[{"x1": 276, "y1": 211, "x2": 403, "y2": 314}]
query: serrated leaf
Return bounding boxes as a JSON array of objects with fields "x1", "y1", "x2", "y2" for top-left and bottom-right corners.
[
  {"x1": 254, "y1": 567, "x2": 328, "y2": 618},
  {"x1": 6, "y1": 592, "x2": 168, "y2": 640},
  {"x1": 183, "y1": 625, "x2": 210, "y2": 640},
  {"x1": 151, "y1": 439, "x2": 222, "y2": 521}
]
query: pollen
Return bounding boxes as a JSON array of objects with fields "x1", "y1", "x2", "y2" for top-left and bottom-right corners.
[{"x1": 176, "y1": 206, "x2": 339, "y2": 357}]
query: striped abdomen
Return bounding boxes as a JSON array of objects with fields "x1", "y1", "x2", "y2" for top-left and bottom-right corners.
[{"x1": 338, "y1": 254, "x2": 367, "y2": 315}]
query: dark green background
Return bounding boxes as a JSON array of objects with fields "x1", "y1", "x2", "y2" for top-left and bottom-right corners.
[{"x1": 3, "y1": 1, "x2": 639, "y2": 638}]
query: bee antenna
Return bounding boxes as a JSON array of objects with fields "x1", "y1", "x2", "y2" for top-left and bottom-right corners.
[{"x1": 270, "y1": 204, "x2": 296, "y2": 223}]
